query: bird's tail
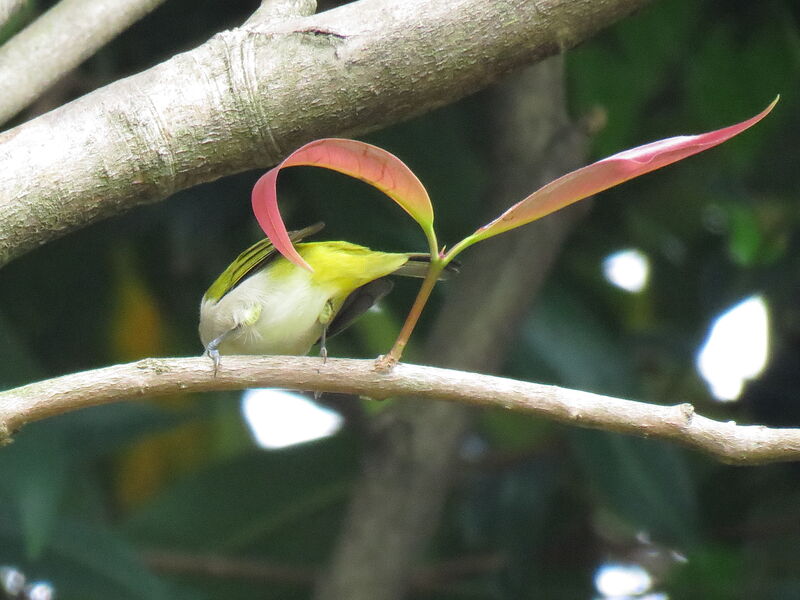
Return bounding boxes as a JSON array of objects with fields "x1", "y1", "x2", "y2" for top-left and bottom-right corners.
[{"x1": 394, "y1": 254, "x2": 460, "y2": 279}]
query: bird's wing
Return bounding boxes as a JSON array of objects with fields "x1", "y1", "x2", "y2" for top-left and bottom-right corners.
[
  {"x1": 203, "y1": 222, "x2": 325, "y2": 302},
  {"x1": 324, "y1": 278, "x2": 395, "y2": 340}
]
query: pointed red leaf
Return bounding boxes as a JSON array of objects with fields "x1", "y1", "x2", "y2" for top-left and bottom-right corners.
[
  {"x1": 252, "y1": 138, "x2": 435, "y2": 270},
  {"x1": 467, "y1": 97, "x2": 778, "y2": 244}
]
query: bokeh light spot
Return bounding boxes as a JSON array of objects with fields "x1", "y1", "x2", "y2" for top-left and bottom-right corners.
[
  {"x1": 696, "y1": 295, "x2": 769, "y2": 401},
  {"x1": 594, "y1": 562, "x2": 653, "y2": 597},
  {"x1": 603, "y1": 249, "x2": 650, "y2": 293},
  {"x1": 241, "y1": 389, "x2": 343, "y2": 449}
]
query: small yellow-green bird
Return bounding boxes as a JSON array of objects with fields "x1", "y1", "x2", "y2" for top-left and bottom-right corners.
[{"x1": 199, "y1": 223, "x2": 452, "y2": 368}]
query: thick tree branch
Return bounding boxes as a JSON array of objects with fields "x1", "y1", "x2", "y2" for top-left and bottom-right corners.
[
  {"x1": 245, "y1": 0, "x2": 317, "y2": 28},
  {"x1": 0, "y1": 356, "x2": 798, "y2": 465},
  {"x1": 0, "y1": 0, "x2": 25, "y2": 30},
  {"x1": 0, "y1": 0, "x2": 651, "y2": 267},
  {"x1": 0, "y1": 0, "x2": 167, "y2": 125}
]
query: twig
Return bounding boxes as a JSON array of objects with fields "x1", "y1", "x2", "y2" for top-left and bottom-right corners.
[
  {"x1": 1, "y1": 356, "x2": 799, "y2": 465},
  {"x1": 142, "y1": 549, "x2": 504, "y2": 592},
  {"x1": 143, "y1": 551, "x2": 316, "y2": 586},
  {"x1": 0, "y1": 0, "x2": 167, "y2": 125}
]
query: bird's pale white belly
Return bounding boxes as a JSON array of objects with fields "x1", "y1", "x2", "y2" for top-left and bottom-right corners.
[{"x1": 199, "y1": 267, "x2": 334, "y2": 356}]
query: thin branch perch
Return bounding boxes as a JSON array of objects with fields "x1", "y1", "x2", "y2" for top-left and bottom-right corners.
[{"x1": 1, "y1": 356, "x2": 798, "y2": 465}]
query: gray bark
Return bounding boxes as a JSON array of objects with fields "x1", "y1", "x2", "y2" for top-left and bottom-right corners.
[{"x1": 0, "y1": 0, "x2": 650, "y2": 267}]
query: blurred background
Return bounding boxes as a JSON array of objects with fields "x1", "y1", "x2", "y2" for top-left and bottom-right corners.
[{"x1": 1, "y1": 0, "x2": 799, "y2": 598}]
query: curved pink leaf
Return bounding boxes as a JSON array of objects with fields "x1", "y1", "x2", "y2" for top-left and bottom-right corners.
[
  {"x1": 469, "y1": 97, "x2": 779, "y2": 243},
  {"x1": 252, "y1": 138, "x2": 435, "y2": 270}
]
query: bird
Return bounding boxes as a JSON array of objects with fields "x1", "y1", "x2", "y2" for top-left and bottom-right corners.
[{"x1": 199, "y1": 223, "x2": 453, "y2": 369}]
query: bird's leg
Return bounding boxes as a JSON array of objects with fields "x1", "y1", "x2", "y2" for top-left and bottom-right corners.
[
  {"x1": 314, "y1": 326, "x2": 329, "y2": 401},
  {"x1": 204, "y1": 325, "x2": 240, "y2": 376},
  {"x1": 319, "y1": 325, "x2": 328, "y2": 364},
  {"x1": 204, "y1": 305, "x2": 260, "y2": 375},
  {"x1": 314, "y1": 299, "x2": 337, "y2": 400},
  {"x1": 318, "y1": 298, "x2": 337, "y2": 365},
  {"x1": 204, "y1": 334, "x2": 225, "y2": 376}
]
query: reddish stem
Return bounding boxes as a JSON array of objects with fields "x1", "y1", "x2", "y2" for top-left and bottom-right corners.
[{"x1": 377, "y1": 261, "x2": 444, "y2": 369}]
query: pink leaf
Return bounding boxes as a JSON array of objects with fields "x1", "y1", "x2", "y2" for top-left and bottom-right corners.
[
  {"x1": 469, "y1": 97, "x2": 779, "y2": 243},
  {"x1": 252, "y1": 138, "x2": 435, "y2": 270}
]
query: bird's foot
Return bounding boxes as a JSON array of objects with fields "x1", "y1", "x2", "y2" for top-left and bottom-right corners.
[{"x1": 205, "y1": 335, "x2": 226, "y2": 377}]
